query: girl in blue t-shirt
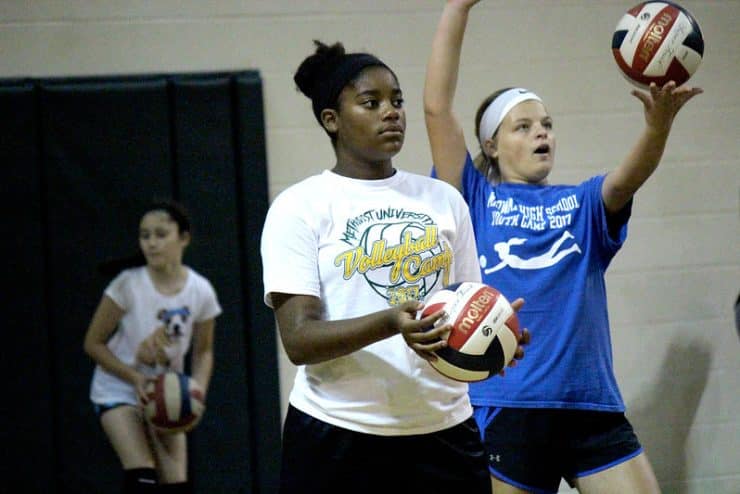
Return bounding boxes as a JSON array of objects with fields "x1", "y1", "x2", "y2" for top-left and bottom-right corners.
[{"x1": 424, "y1": 1, "x2": 702, "y2": 493}]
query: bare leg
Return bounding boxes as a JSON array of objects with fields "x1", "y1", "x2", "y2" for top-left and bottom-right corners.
[
  {"x1": 492, "y1": 476, "x2": 533, "y2": 494},
  {"x1": 148, "y1": 426, "x2": 188, "y2": 484},
  {"x1": 100, "y1": 405, "x2": 155, "y2": 469},
  {"x1": 573, "y1": 452, "x2": 660, "y2": 494}
]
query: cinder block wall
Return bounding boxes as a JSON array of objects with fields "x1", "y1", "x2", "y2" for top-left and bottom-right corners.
[{"x1": 3, "y1": 1, "x2": 737, "y2": 491}]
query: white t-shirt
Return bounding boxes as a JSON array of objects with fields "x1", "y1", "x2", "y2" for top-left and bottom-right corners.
[
  {"x1": 89, "y1": 266, "x2": 222, "y2": 405},
  {"x1": 261, "y1": 169, "x2": 482, "y2": 436}
]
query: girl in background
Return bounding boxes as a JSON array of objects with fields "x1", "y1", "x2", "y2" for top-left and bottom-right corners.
[{"x1": 84, "y1": 200, "x2": 221, "y2": 493}]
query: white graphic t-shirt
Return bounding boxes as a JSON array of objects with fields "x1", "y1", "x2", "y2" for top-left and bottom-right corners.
[
  {"x1": 261, "y1": 169, "x2": 481, "y2": 436},
  {"x1": 89, "y1": 266, "x2": 222, "y2": 405}
]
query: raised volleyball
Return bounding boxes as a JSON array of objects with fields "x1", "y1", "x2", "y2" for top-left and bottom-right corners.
[
  {"x1": 143, "y1": 371, "x2": 205, "y2": 433},
  {"x1": 611, "y1": 1, "x2": 704, "y2": 88},
  {"x1": 421, "y1": 281, "x2": 520, "y2": 382}
]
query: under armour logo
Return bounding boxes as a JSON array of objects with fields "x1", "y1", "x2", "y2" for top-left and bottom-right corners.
[{"x1": 489, "y1": 453, "x2": 501, "y2": 463}]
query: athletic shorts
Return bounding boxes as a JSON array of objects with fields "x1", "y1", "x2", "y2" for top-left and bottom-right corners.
[
  {"x1": 473, "y1": 407, "x2": 643, "y2": 494},
  {"x1": 93, "y1": 401, "x2": 133, "y2": 418},
  {"x1": 279, "y1": 405, "x2": 491, "y2": 494}
]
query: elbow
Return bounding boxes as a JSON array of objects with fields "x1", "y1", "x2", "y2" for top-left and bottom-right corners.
[
  {"x1": 423, "y1": 92, "x2": 450, "y2": 119},
  {"x1": 283, "y1": 344, "x2": 311, "y2": 366},
  {"x1": 83, "y1": 338, "x2": 96, "y2": 360},
  {"x1": 83, "y1": 331, "x2": 105, "y2": 360},
  {"x1": 282, "y1": 337, "x2": 326, "y2": 366},
  {"x1": 424, "y1": 104, "x2": 447, "y2": 120}
]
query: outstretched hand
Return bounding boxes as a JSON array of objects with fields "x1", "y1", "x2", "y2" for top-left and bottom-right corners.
[{"x1": 632, "y1": 81, "x2": 703, "y2": 133}]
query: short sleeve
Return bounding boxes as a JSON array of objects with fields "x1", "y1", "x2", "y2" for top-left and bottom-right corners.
[
  {"x1": 196, "y1": 278, "x2": 222, "y2": 322},
  {"x1": 260, "y1": 190, "x2": 321, "y2": 308},
  {"x1": 586, "y1": 175, "x2": 630, "y2": 256},
  {"x1": 103, "y1": 271, "x2": 131, "y2": 311},
  {"x1": 452, "y1": 193, "x2": 483, "y2": 284}
]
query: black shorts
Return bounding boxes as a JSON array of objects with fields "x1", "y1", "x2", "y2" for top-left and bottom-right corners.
[
  {"x1": 279, "y1": 405, "x2": 491, "y2": 494},
  {"x1": 473, "y1": 407, "x2": 643, "y2": 494}
]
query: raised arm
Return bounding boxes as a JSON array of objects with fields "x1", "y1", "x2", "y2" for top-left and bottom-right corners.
[
  {"x1": 602, "y1": 81, "x2": 702, "y2": 213},
  {"x1": 424, "y1": 0, "x2": 480, "y2": 190}
]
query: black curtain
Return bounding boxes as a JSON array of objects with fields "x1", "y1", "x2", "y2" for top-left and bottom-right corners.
[{"x1": 2, "y1": 71, "x2": 281, "y2": 494}]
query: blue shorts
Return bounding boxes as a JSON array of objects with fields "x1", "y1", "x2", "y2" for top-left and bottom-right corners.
[
  {"x1": 473, "y1": 407, "x2": 643, "y2": 494},
  {"x1": 280, "y1": 405, "x2": 491, "y2": 494},
  {"x1": 93, "y1": 401, "x2": 134, "y2": 418}
]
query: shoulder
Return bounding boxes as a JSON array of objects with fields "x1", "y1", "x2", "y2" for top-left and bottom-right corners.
[
  {"x1": 575, "y1": 175, "x2": 608, "y2": 204},
  {"x1": 272, "y1": 173, "x2": 327, "y2": 202},
  {"x1": 107, "y1": 266, "x2": 143, "y2": 288},
  {"x1": 104, "y1": 266, "x2": 145, "y2": 308},
  {"x1": 403, "y1": 170, "x2": 465, "y2": 196},
  {"x1": 584, "y1": 174, "x2": 607, "y2": 187},
  {"x1": 266, "y1": 173, "x2": 330, "y2": 219},
  {"x1": 185, "y1": 267, "x2": 217, "y2": 293}
]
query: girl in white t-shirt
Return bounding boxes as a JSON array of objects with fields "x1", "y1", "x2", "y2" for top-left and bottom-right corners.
[
  {"x1": 261, "y1": 40, "x2": 529, "y2": 494},
  {"x1": 84, "y1": 200, "x2": 221, "y2": 494}
]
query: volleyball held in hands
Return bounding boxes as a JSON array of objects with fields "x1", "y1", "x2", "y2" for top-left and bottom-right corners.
[
  {"x1": 421, "y1": 282, "x2": 520, "y2": 382},
  {"x1": 611, "y1": 1, "x2": 704, "y2": 88},
  {"x1": 142, "y1": 371, "x2": 205, "y2": 433}
]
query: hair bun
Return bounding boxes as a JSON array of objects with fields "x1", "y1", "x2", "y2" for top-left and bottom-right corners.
[{"x1": 294, "y1": 40, "x2": 346, "y2": 98}]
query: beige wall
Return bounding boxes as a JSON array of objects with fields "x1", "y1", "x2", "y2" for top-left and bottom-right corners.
[{"x1": 3, "y1": 1, "x2": 737, "y2": 492}]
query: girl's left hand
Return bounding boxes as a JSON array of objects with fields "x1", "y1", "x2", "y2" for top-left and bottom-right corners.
[
  {"x1": 498, "y1": 298, "x2": 530, "y2": 376},
  {"x1": 632, "y1": 81, "x2": 703, "y2": 132},
  {"x1": 398, "y1": 301, "x2": 450, "y2": 361},
  {"x1": 135, "y1": 374, "x2": 154, "y2": 405}
]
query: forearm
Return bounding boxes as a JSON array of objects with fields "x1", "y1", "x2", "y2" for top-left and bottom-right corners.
[
  {"x1": 604, "y1": 125, "x2": 670, "y2": 212},
  {"x1": 190, "y1": 349, "x2": 213, "y2": 397},
  {"x1": 85, "y1": 342, "x2": 144, "y2": 385},
  {"x1": 283, "y1": 309, "x2": 399, "y2": 365},
  {"x1": 603, "y1": 82, "x2": 703, "y2": 213}
]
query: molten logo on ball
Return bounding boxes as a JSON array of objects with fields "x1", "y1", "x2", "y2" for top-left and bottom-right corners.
[
  {"x1": 638, "y1": 11, "x2": 675, "y2": 65},
  {"x1": 456, "y1": 289, "x2": 495, "y2": 336},
  {"x1": 612, "y1": 1, "x2": 704, "y2": 88},
  {"x1": 421, "y1": 282, "x2": 520, "y2": 382}
]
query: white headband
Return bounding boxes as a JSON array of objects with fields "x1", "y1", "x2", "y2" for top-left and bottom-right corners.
[{"x1": 478, "y1": 88, "x2": 542, "y2": 144}]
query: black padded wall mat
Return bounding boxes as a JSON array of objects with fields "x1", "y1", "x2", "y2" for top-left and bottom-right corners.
[
  {"x1": 2, "y1": 71, "x2": 280, "y2": 494},
  {"x1": 1, "y1": 81, "x2": 56, "y2": 494}
]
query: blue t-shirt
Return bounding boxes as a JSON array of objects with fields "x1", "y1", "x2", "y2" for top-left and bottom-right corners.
[{"x1": 434, "y1": 154, "x2": 630, "y2": 411}]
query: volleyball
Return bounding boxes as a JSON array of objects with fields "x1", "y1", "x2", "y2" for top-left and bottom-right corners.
[
  {"x1": 421, "y1": 281, "x2": 520, "y2": 382},
  {"x1": 611, "y1": 1, "x2": 704, "y2": 88},
  {"x1": 142, "y1": 371, "x2": 205, "y2": 433}
]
